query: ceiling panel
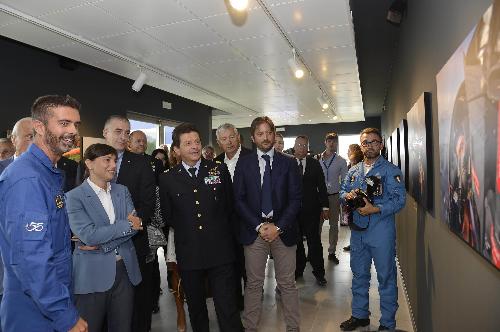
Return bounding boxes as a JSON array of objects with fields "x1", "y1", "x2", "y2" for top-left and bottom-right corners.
[
  {"x1": 96, "y1": 0, "x2": 195, "y2": 29},
  {"x1": 288, "y1": 24, "x2": 353, "y2": 51},
  {"x1": 0, "y1": 21, "x2": 72, "y2": 49},
  {"x1": 1, "y1": 0, "x2": 91, "y2": 17},
  {"x1": 40, "y1": 3, "x2": 135, "y2": 40},
  {"x1": 230, "y1": 33, "x2": 290, "y2": 58},
  {"x1": 0, "y1": 10, "x2": 18, "y2": 26},
  {"x1": 268, "y1": 0, "x2": 350, "y2": 31},
  {"x1": 147, "y1": 19, "x2": 222, "y2": 49},
  {"x1": 96, "y1": 31, "x2": 168, "y2": 61}
]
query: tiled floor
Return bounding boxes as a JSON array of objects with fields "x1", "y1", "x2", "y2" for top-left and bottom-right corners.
[{"x1": 151, "y1": 223, "x2": 414, "y2": 332}]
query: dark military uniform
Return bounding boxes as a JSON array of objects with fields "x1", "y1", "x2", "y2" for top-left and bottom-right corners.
[{"x1": 159, "y1": 158, "x2": 243, "y2": 332}]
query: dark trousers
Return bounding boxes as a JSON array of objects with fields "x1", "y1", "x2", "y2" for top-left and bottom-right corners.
[
  {"x1": 296, "y1": 210, "x2": 326, "y2": 278},
  {"x1": 152, "y1": 254, "x2": 161, "y2": 308},
  {"x1": 234, "y1": 242, "x2": 246, "y2": 307},
  {"x1": 179, "y1": 263, "x2": 243, "y2": 332},
  {"x1": 75, "y1": 260, "x2": 134, "y2": 332},
  {"x1": 132, "y1": 257, "x2": 154, "y2": 332}
]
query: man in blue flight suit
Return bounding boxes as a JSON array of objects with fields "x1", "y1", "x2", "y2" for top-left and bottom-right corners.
[
  {"x1": 0, "y1": 95, "x2": 88, "y2": 332},
  {"x1": 339, "y1": 128, "x2": 406, "y2": 331}
]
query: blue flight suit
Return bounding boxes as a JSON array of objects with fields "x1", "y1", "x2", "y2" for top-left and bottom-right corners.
[
  {"x1": 0, "y1": 144, "x2": 79, "y2": 332},
  {"x1": 340, "y1": 156, "x2": 406, "y2": 329}
]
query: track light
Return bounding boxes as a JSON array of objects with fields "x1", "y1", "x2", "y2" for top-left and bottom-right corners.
[
  {"x1": 317, "y1": 96, "x2": 329, "y2": 109},
  {"x1": 229, "y1": 0, "x2": 249, "y2": 11},
  {"x1": 333, "y1": 115, "x2": 338, "y2": 121},
  {"x1": 288, "y1": 48, "x2": 305, "y2": 79},
  {"x1": 132, "y1": 71, "x2": 147, "y2": 92}
]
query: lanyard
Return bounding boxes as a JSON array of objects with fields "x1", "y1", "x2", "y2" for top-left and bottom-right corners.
[{"x1": 322, "y1": 153, "x2": 336, "y2": 182}]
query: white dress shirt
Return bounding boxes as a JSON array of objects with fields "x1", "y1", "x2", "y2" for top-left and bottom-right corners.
[
  {"x1": 182, "y1": 159, "x2": 201, "y2": 177},
  {"x1": 296, "y1": 157, "x2": 306, "y2": 175},
  {"x1": 224, "y1": 145, "x2": 242, "y2": 180},
  {"x1": 87, "y1": 179, "x2": 115, "y2": 224}
]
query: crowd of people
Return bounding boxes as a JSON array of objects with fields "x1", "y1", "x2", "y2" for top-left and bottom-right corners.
[{"x1": 0, "y1": 94, "x2": 406, "y2": 332}]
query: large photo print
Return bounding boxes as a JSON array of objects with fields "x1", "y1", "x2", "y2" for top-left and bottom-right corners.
[{"x1": 436, "y1": 1, "x2": 500, "y2": 269}]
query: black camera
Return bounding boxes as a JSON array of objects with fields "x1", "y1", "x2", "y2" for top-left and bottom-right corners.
[{"x1": 346, "y1": 189, "x2": 372, "y2": 210}]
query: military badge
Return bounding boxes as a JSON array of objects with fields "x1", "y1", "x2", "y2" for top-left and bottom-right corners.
[
  {"x1": 208, "y1": 167, "x2": 220, "y2": 177},
  {"x1": 204, "y1": 175, "x2": 221, "y2": 185},
  {"x1": 394, "y1": 175, "x2": 401, "y2": 183},
  {"x1": 55, "y1": 194, "x2": 65, "y2": 209}
]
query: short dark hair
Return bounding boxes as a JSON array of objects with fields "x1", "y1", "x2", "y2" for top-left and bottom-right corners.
[
  {"x1": 250, "y1": 116, "x2": 275, "y2": 136},
  {"x1": 172, "y1": 123, "x2": 200, "y2": 148},
  {"x1": 151, "y1": 148, "x2": 167, "y2": 159},
  {"x1": 83, "y1": 143, "x2": 117, "y2": 178},
  {"x1": 348, "y1": 144, "x2": 364, "y2": 164},
  {"x1": 31, "y1": 95, "x2": 81, "y2": 124},
  {"x1": 360, "y1": 127, "x2": 382, "y2": 141},
  {"x1": 275, "y1": 132, "x2": 284, "y2": 139},
  {"x1": 104, "y1": 115, "x2": 129, "y2": 129},
  {"x1": 296, "y1": 135, "x2": 309, "y2": 142},
  {"x1": 325, "y1": 132, "x2": 338, "y2": 141}
]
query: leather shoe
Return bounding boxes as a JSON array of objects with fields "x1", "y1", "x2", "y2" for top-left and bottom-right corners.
[
  {"x1": 378, "y1": 325, "x2": 390, "y2": 330},
  {"x1": 328, "y1": 253, "x2": 340, "y2": 264},
  {"x1": 315, "y1": 276, "x2": 327, "y2": 286},
  {"x1": 340, "y1": 316, "x2": 370, "y2": 331}
]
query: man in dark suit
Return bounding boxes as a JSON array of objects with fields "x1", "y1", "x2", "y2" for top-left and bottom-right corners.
[
  {"x1": 159, "y1": 123, "x2": 243, "y2": 332},
  {"x1": 57, "y1": 155, "x2": 78, "y2": 192},
  {"x1": 233, "y1": 116, "x2": 302, "y2": 332},
  {"x1": 293, "y1": 135, "x2": 329, "y2": 286},
  {"x1": 103, "y1": 115, "x2": 156, "y2": 332},
  {"x1": 128, "y1": 129, "x2": 165, "y2": 317},
  {"x1": 215, "y1": 123, "x2": 252, "y2": 309}
]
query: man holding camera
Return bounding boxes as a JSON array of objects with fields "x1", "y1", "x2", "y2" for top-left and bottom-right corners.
[{"x1": 339, "y1": 128, "x2": 406, "y2": 331}]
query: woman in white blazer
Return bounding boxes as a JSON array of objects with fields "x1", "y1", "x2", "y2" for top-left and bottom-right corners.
[{"x1": 66, "y1": 143, "x2": 142, "y2": 332}]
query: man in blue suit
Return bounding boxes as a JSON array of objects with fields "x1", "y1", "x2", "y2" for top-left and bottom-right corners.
[
  {"x1": 339, "y1": 128, "x2": 406, "y2": 331},
  {"x1": 233, "y1": 116, "x2": 302, "y2": 332}
]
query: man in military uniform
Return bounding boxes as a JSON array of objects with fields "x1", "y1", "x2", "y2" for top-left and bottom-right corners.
[
  {"x1": 339, "y1": 128, "x2": 406, "y2": 331},
  {"x1": 0, "y1": 95, "x2": 88, "y2": 332},
  {"x1": 159, "y1": 123, "x2": 243, "y2": 332}
]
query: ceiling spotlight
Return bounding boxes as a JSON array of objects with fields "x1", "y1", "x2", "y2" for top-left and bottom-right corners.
[
  {"x1": 317, "y1": 96, "x2": 329, "y2": 109},
  {"x1": 229, "y1": 0, "x2": 249, "y2": 11},
  {"x1": 333, "y1": 115, "x2": 338, "y2": 121},
  {"x1": 288, "y1": 48, "x2": 305, "y2": 79},
  {"x1": 132, "y1": 71, "x2": 147, "y2": 92}
]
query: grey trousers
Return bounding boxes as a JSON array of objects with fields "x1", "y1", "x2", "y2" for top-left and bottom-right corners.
[
  {"x1": 327, "y1": 194, "x2": 341, "y2": 254},
  {"x1": 75, "y1": 260, "x2": 134, "y2": 332},
  {"x1": 243, "y1": 237, "x2": 299, "y2": 332}
]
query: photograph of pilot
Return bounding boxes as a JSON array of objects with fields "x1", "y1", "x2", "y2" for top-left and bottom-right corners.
[
  {"x1": 391, "y1": 128, "x2": 400, "y2": 168},
  {"x1": 407, "y1": 92, "x2": 432, "y2": 210},
  {"x1": 436, "y1": 0, "x2": 500, "y2": 269},
  {"x1": 399, "y1": 119, "x2": 409, "y2": 190}
]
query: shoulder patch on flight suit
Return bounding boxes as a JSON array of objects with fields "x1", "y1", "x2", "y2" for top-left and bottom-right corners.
[
  {"x1": 394, "y1": 175, "x2": 401, "y2": 183},
  {"x1": 55, "y1": 194, "x2": 64, "y2": 209}
]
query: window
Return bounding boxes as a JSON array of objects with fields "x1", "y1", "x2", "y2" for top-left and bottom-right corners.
[
  {"x1": 127, "y1": 112, "x2": 180, "y2": 154},
  {"x1": 338, "y1": 134, "x2": 361, "y2": 161}
]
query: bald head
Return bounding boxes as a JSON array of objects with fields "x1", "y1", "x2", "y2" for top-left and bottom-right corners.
[
  {"x1": 128, "y1": 130, "x2": 147, "y2": 155},
  {"x1": 11, "y1": 117, "x2": 34, "y2": 156}
]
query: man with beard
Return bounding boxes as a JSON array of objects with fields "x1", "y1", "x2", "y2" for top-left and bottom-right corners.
[
  {"x1": 103, "y1": 116, "x2": 156, "y2": 332},
  {"x1": 339, "y1": 128, "x2": 405, "y2": 331},
  {"x1": 0, "y1": 95, "x2": 88, "y2": 332},
  {"x1": 233, "y1": 117, "x2": 302, "y2": 332}
]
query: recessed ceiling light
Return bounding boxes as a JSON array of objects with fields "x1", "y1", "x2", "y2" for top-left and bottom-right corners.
[
  {"x1": 308, "y1": 119, "x2": 312, "y2": 122},
  {"x1": 300, "y1": 114, "x2": 304, "y2": 117},
  {"x1": 333, "y1": 115, "x2": 338, "y2": 120},
  {"x1": 229, "y1": 0, "x2": 249, "y2": 11}
]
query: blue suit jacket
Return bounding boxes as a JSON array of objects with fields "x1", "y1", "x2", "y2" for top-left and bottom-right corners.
[
  {"x1": 233, "y1": 150, "x2": 302, "y2": 246},
  {"x1": 66, "y1": 181, "x2": 142, "y2": 295}
]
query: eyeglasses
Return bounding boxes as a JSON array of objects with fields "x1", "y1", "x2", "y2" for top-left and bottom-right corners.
[{"x1": 361, "y1": 140, "x2": 381, "y2": 147}]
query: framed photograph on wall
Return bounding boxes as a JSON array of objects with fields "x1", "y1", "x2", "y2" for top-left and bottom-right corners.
[
  {"x1": 399, "y1": 119, "x2": 409, "y2": 190},
  {"x1": 436, "y1": 1, "x2": 499, "y2": 269},
  {"x1": 391, "y1": 128, "x2": 400, "y2": 168},
  {"x1": 407, "y1": 92, "x2": 433, "y2": 211}
]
